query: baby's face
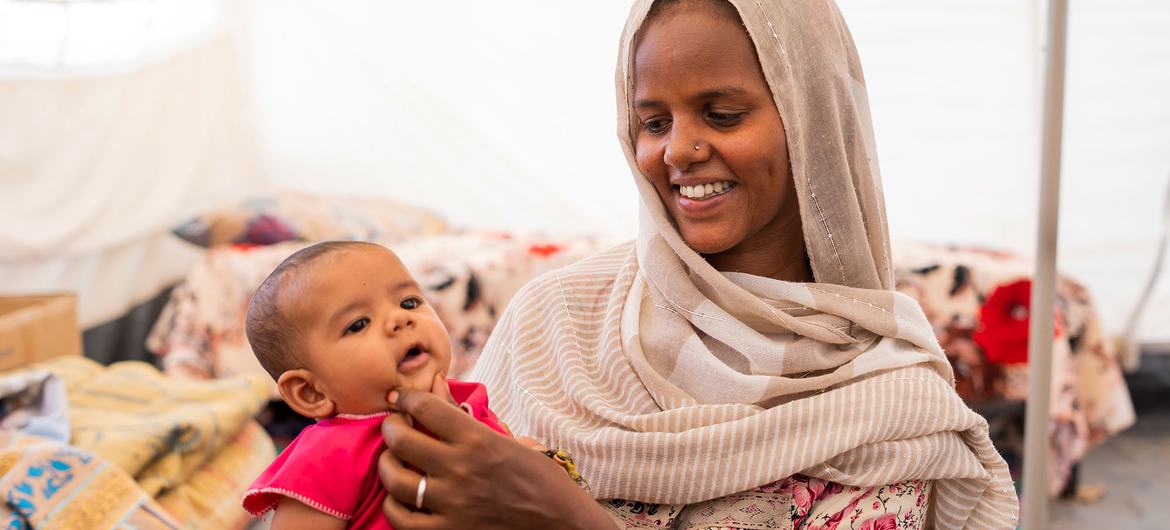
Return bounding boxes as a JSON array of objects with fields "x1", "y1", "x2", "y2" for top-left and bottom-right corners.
[{"x1": 284, "y1": 245, "x2": 452, "y2": 415}]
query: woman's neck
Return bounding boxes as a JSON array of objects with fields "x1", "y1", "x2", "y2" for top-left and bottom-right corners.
[{"x1": 704, "y1": 212, "x2": 812, "y2": 283}]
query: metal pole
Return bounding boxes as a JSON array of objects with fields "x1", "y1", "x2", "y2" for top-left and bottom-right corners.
[{"x1": 1022, "y1": 0, "x2": 1069, "y2": 528}]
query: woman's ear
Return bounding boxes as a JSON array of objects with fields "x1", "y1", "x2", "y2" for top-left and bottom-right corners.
[{"x1": 277, "y1": 369, "x2": 335, "y2": 418}]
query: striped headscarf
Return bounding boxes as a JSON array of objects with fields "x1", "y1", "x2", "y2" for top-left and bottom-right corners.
[{"x1": 472, "y1": 1, "x2": 1018, "y2": 527}]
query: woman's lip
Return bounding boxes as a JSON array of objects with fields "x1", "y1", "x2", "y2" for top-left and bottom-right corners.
[
  {"x1": 397, "y1": 351, "x2": 430, "y2": 374},
  {"x1": 675, "y1": 186, "x2": 734, "y2": 217}
]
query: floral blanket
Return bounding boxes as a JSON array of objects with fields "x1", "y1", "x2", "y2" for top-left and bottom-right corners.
[
  {"x1": 147, "y1": 230, "x2": 619, "y2": 386},
  {"x1": 893, "y1": 242, "x2": 1135, "y2": 495}
]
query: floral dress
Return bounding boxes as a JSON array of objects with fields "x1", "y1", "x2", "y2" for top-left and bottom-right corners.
[{"x1": 603, "y1": 475, "x2": 931, "y2": 530}]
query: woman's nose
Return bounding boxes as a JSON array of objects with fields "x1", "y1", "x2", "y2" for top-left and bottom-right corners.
[{"x1": 663, "y1": 121, "x2": 707, "y2": 172}]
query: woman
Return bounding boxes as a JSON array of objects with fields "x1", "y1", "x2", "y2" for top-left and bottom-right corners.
[{"x1": 377, "y1": 0, "x2": 1019, "y2": 528}]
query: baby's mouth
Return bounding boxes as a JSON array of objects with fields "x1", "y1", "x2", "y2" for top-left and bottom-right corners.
[{"x1": 397, "y1": 342, "x2": 430, "y2": 373}]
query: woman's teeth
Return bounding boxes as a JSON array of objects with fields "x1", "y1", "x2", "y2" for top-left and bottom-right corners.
[{"x1": 679, "y1": 181, "x2": 735, "y2": 200}]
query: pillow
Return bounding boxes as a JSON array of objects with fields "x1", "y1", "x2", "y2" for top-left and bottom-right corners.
[{"x1": 173, "y1": 192, "x2": 446, "y2": 247}]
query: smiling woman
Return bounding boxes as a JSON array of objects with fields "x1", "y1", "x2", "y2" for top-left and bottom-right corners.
[{"x1": 375, "y1": 1, "x2": 1019, "y2": 529}]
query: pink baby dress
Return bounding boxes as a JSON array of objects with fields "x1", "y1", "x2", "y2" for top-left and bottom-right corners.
[{"x1": 243, "y1": 380, "x2": 508, "y2": 529}]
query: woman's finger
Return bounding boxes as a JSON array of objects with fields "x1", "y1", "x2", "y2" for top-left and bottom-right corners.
[
  {"x1": 430, "y1": 371, "x2": 458, "y2": 407},
  {"x1": 377, "y1": 448, "x2": 427, "y2": 508},
  {"x1": 378, "y1": 448, "x2": 460, "y2": 516},
  {"x1": 388, "y1": 387, "x2": 491, "y2": 442},
  {"x1": 381, "y1": 488, "x2": 446, "y2": 530},
  {"x1": 381, "y1": 413, "x2": 459, "y2": 474}
]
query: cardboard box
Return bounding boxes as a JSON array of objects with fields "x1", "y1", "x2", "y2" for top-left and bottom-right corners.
[{"x1": 0, "y1": 294, "x2": 83, "y2": 372}]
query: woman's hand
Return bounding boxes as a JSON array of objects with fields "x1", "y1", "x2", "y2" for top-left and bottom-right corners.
[{"x1": 379, "y1": 373, "x2": 615, "y2": 530}]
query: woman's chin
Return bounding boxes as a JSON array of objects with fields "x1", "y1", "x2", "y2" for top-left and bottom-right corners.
[{"x1": 679, "y1": 227, "x2": 738, "y2": 256}]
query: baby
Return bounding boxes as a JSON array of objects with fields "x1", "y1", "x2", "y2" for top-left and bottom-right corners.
[{"x1": 241, "y1": 241, "x2": 509, "y2": 529}]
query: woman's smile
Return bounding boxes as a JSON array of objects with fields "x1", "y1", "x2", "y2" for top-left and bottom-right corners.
[
  {"x1": 674, "y1": 181, "x2": 738, "y2": 217},
  {"x1": 676, "y1": 181, "x2": 736, "y2": 200}
]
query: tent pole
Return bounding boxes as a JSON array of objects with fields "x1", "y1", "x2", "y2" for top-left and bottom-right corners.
[{"x1": 1022, "y1": 0, "x2": 1069, "y2": 528}]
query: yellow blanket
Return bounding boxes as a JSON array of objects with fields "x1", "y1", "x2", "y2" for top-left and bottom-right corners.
[
  {"x1": 157, "y1": 421, "x2": 274, "y2": 530},
  {"x1": 30, "y1": 356, "x2": 270, "y2": 497}
]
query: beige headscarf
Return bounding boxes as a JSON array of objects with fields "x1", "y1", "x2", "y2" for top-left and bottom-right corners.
[{"x1": 471, "y1": 1, "x2": 1018, "y2": 528}]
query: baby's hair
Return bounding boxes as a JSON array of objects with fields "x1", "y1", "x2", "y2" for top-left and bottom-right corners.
[{"x1": 246, "y1": 240, "x2": 383, "y2": 380}]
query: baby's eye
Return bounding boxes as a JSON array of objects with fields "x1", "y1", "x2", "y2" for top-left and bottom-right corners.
[
  {"x1": 344, "y1": 317, "x2": 369, "y2": 335},
  {"x1": 401, "y1": 297, "x2": 423, "y2": 310}
]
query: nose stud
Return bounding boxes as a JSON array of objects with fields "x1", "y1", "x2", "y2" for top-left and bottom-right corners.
[{"x1": 693, "y1": 143, "x2": 701, "y2": 151}]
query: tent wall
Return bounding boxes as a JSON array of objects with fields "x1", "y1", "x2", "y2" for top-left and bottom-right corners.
[
  {"x1": 244, "y1": 0, "x2": 1169, "y2": 342},
  {"x1": 0, "y1": 0, "x2": 262, "y2": 332},
  {"x1": 1, "y1": 0, "x2": 1165, "y2": 343}
]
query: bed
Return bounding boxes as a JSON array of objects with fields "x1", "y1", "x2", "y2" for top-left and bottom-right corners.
[{"x1": 893, "y1": 242, "x2": 1136, "y2": 496}]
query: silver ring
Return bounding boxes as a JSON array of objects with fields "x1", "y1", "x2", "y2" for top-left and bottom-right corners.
[{"x1": 414, "y1": 475, "x2": 427, "y2": 510}]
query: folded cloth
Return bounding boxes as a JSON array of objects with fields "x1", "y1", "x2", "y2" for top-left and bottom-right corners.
[
  {"x1": 0, "y1": 430, "x2": 180, "y2": 529},
  {"x1": 0, "y1": 369, "x2": 69, "y2": 443},
  {"x1": 158, "y1": 421, "x2": 275, "y2": 530},
  {"x1": 25, "y1": 356, "x2": 269, "y2": 497}
]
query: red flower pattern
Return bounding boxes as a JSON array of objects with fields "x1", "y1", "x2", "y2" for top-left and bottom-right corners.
[
  {"x1": 606, "y1": 477, "x2": 929, "y2": 530},
  {"x1": 973, "y1": 279, "x2": 1064, "y2": 365},
  {"x1": 527, "y1": 243, "x2": 564, "y2": 258},
  {"x1": 860, "y1": 513, "x2": 898, "y2": 530}
]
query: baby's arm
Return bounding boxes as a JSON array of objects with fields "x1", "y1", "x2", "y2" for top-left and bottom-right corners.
[{"x1": 269, "y1": 497, "x2": 347, "y2": 530}]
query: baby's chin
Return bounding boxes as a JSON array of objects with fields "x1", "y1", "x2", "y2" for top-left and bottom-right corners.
[{"x1": 389, "y1": 365, "x2": 444, "y2": 397}]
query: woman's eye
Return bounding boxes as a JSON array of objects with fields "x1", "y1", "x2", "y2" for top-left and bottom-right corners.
[
  {"x1": 344, "y1": 317, "x2": 370, "y2": 335},
  {"x1": 708, "y1": 111, "x2": 746, "y2": 127},
  {"x1": 642, "y1": 117, "x2": 670, "y2": 135},
  {"x1": 401, "y1": 297, "x2": 422, "y2": 310}
]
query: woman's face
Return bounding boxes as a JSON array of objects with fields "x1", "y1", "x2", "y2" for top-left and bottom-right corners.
[{"x1": 633, "y1": 2, "x2": 798, "y2": 257}]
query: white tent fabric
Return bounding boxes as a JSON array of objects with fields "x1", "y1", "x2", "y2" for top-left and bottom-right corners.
[
  {"x1": 0, "y1": 0, "x2": 1165, "y2": 343},
  {"x1": 242, "y1": 0, "x2": 1169, "y2": 343},
  {"x1": 243, "y1": 1, "x2": 619, "y2": 236},
  {"x1": 0, "y1": 0, "x2": 262, "y2": 262},
  {"x1": 0, "y1": 0, "x2": 222, "y2": 78},
  {"x1": 0, "y1": 0, "x2": 261, "y2": 326}
]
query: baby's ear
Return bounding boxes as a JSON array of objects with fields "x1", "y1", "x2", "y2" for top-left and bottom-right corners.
[{"x1": 277, "y1": 369, "x2": 335, "y2": 419}]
